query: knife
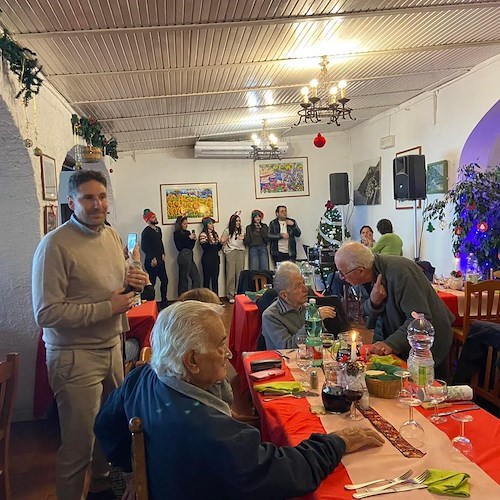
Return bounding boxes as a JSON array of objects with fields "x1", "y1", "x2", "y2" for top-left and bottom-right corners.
[
  {"x1": 436, "y1": 405, "x2": 480, "y2": 417},
  {"x1": 353, "y1": 483, "x2": 427, "y2": 499}
]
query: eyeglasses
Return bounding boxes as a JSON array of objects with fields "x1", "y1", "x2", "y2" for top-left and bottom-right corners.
[{"x1": 339, "y1": 267, "x2": 362, "y2": 279}]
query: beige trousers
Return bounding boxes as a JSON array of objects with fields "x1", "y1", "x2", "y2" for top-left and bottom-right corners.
[
  {"x1": 225, "y1": 249, "x2": 246, "y2": 300},
  {"x1": 46, "y1": 343, "x2": 124, "y2": 500}
]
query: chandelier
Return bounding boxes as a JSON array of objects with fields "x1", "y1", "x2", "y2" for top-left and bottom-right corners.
[
  {"x1": 249, "y1": 120, "x2": 282, "y2": 160},
  {"x1": 295, "y1": 56, "x2": 355, "y2": 127}
]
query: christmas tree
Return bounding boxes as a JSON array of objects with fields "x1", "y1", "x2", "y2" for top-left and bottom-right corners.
[{"x1": 317, "y1": 200, "x2": 351, "y2": 249}]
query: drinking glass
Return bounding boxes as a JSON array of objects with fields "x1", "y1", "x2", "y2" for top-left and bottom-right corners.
[
  {"x1": 426, "y1": 379, "x2": 448, "y2": 424},
  {"x1": 394, "y1": 370, "x2": 411, "y2": 399},
  {"x1": 451, "y1": 414, "x2": 475, "y2": 461},
  {"x1": 399, "y1": 396, "x2": 425, "y2": 448},
  {"x1": 296, "y1": 337, "x2": 313, "y2": 387},
  {"x1": 344, "y1": 373, "x2": 364, "y2": 421}
]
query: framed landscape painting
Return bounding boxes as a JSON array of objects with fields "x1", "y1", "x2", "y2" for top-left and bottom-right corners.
[
  {"x1": 427, "y1": 160, "x2": 448, "y2": 194},
  {"x1": 160, "y1": 183, "x2": 218, "y2": 224},
  {"x1": 254, "y1": 157, "x2": 309, "y2": 199}
]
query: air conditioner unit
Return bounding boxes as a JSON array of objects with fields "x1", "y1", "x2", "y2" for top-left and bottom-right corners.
[{"x1": 194, "y1": 141, "x2": 288, "y2": 159}]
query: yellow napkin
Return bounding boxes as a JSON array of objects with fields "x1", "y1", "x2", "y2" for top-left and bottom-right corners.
[
  {"x1": 424, "y1": 469, "x2": 470, "y2": 497},
  {"x1": 253, "y1": 381, "x2": 304, "y2": 394}
]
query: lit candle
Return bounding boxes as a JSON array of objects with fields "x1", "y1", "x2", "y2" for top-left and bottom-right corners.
[
  {"x1": 301, "y1": 87, "x2": 309, "y2": 104},
  {"x1": 310, "y1": 79, "x2": 318, "y2": 98},
  {"x1": 454, "y1": 257, "x2": 460, "y2": 271},
  {"x1": 350, "y1": 331, "x2": 358, "y2": 361},
  {"x1": 338, "y1": 80, "x2": 347, "y2": 99},
  {"x1": 329, "y1": 86, "x2": 337, "y2": 105}
]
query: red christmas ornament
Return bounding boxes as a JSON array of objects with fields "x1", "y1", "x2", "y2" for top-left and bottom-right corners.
[
  {"x1": 466, "y1": 201, "x2": 476, "y2": 210},
  {"x1": 477, "y1": 221, "x2": 488, "y2": 232},
  {"x1": 454, "y1": 226, "x2": 463, "y2": 235},
  {"x1": 314, "y1": 133, "x2": 326, "y2": 148},
  {"x1": 325, "y1": 200, "x2": 334, "y2": 210}
]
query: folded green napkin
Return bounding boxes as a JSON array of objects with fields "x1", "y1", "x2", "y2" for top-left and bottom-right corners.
[
  {"x1": 369, "y1": 355, "x2": 403, "y2": 366},
  {"x1": 424, "y1": 469, "x2": 470, "y2": 497},
  {"x1": 254, "y1": 381, "x2": 304, "y2": 394},
  {"x1": 367, "y1": 361, "x2": 403, "y2": 380}
]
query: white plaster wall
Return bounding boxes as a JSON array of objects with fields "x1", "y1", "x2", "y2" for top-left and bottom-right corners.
[
  {"x1": 347, "y1": 54, "x2": 500, "y2": 275},
  {"x1": 111, "y1": 133, "x2": 352, "y2": 300},
  {"x1": 0, "y1": 66, "x2": 75, "y2": 420}
]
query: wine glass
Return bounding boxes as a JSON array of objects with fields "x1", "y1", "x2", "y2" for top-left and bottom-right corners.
[
  {"x1": 451, "y1": 414, "x2": 475, "y2": 461},
  {"x1": 426, "y1": 379, "x2": 448, "y2": 424},
  {"x1": 344, "y1": 373, "x2": 364, "y2": 421},
  {"x1": 399, "y1": 396, "x2": 425, "y2": 448},
  {"x1": 394, "y1": 370, "x2": 411, "y2": 399},
  {"x1": 296, "y1": 339, "x2": 313, "y2": 387}
]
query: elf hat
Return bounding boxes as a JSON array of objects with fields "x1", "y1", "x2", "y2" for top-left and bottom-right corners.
[
  {"x1": 143, "y1": 209, "x2": 156, "y2": 222},
  {"x1": 251, "y1": 210, "x2": 264, "y2": 219},
  {"x1": 202, "y1": 216, "x2": 215, "y2": 224}
]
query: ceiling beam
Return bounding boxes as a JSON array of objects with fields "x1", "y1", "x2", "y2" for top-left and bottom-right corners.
[{"x1": 12, "y1": 2, "x2": 499, "y2": 40}]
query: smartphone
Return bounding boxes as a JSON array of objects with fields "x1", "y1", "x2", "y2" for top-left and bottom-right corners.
[{"x1": 127, "y1": 233, "x2": 138, "y2": 253}]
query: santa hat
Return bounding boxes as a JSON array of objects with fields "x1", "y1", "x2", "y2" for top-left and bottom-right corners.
[
  {"x1": 143, "y1": 209, "x2": 156, "y2": 222},
  {"x1": 252, "y1": 210, "x2": 264, "y2": 219},
  {"x1": 202, "y1": 216, "x2": 215, "y2": 225}
]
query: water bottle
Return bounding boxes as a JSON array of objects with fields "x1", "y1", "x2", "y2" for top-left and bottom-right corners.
[
  {"x1": 465, "y1": 253, "x2": 480, "y2": 284},
  {"x1": 407, "y1": 312, "x2": 435, "y2": 389},
  {"x1": 305, "y1": 298, "x2": 323, "y2": 367},
  {"x1": 301, "y1": 261, "x2": 315, "y2": 289}
]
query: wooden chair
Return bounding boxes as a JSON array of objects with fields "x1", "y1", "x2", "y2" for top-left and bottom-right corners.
[
  {"x1": 450, "y1": 280, "x2": 500, "y2": 376},
  {"x1": 136, "y1": 347, "x2": 152, "y2": 367},
  {"x1": 470, "y1": 335, "x2": 500, "y2": 409},
  {"x1": 0, "y1": 353, "x2": 20, "y2": 500},
  {"x1": 252, "y1": 274, "x2": 268, "y2": 292},
  {"x1": 129, "y1": 417, "x2": 149, "y2": 500}
]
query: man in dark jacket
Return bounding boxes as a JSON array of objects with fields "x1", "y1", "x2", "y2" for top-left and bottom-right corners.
[
  {"x1": 335, "y1": 242, "x2": 454, "y2": 379},
  {"x1": 141, "y1": 209, "x2": 168, "y2": 308},
  {"x1": 268, "y1": 205, "x2": 302, "y2": 264},
  {"x1": 95, "y1": 301, "x2": 383, "y2": 500}
]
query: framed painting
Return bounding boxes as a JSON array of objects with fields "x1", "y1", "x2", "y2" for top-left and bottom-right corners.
[
  {"x1": 353, "y1": 157, "x2": 381, "y2": 205},
  {"x1": 44, "y1": 205, "x2": 58, "y2": 234},
  {"x1": 394, "y1": 146, "x2": 423, "y2": 209},
  {"x1": 41, "y1": 154, "x2": 57, "y2": 201},
  {"x1": 427, "y1": 160, "x2": 448, "y2": 194},
  {"x1": 160, "y1": 183, "x2": 219, "y2": 224},
  {"x1": 254, "y1": 157, "x2": 309, "y2": 199}
]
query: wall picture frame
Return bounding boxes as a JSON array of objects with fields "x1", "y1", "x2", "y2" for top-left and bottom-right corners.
[
  {"x1": 427, "y1": 160, "x2": 448, "y2": 194},
  {"x1": 160, "y1": 183, "x2": 219, "y2": 225},
  {"x1": 254, "y1": 157, "x2": 309, "y2": 199},
  {"x1": 394, "y1": 146, "x2": 423, "y2": 210},
  {"x1": 44, "y1": 205, "x2": 58, "y2": 234},
  {"x1": 41, "y1": 154, "x2": 57, "y2": 201},
  {"x1": 353, "y1": 157, "x2": 381, "y2": 205}
]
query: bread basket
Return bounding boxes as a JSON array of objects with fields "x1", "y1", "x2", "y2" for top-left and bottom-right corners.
[{"x1": 365, "y1": 377, "x2": 400, "y2": 399}]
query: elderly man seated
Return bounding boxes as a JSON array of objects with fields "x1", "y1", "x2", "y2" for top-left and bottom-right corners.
[
  {"x1": 261, "y1": 261, "x2": 337, "y2": 349},
  {"x1": 94, "y1": 301, "x2": 383, "y2": 499},
  {"x1": 334, "y1": 242, "x2": 454, "y2": 379}
]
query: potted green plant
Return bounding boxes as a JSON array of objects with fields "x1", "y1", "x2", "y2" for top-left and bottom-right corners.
[
  {"x1": 423, "y1": 163, "x2": 500, "y2": 277},
  {"x1": 71, "y1": 114, "x2": 118, "y2": 162}
]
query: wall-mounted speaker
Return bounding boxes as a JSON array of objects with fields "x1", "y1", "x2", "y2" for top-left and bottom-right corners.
[
  {"x1": 393, "y1": 155, "x2": 426, "y2": 200},
  {"x1": 329, "y1": 173, "x2": 349, "y2": 205}
]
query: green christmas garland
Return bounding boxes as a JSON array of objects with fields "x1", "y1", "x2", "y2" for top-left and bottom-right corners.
[{"x1": 0, "y1": 29, "x2": 43, "y2": 105}]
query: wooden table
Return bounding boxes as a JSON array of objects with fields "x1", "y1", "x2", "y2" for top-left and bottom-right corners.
[{"x1": 243, "y1": 351, "x2": 500, "y2": 499}]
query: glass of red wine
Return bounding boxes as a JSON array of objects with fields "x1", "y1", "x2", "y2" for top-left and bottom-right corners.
[
  {"x1": 344, "y1": 373, "x2": 364, "y2": 421},
  {"x1": 322, "y1": 364, "x2": 349, "y2": 414}
]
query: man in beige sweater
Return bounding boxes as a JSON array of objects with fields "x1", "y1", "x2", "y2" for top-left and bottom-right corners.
[{"x1": 32, "y1": 170, "x2": 148, "y2": 500}]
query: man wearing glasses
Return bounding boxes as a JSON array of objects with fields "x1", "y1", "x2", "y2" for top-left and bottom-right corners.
[{"x1": 334, "y1": 242, "x2": 454, "y2": 379}]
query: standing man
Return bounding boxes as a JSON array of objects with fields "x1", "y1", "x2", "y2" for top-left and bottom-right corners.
[
  {"x1": 268, "y1": 205, "x2": 302, "y2": 265},
  {"x1": 32, "y1": 170, "x2": 148, "y2": 500},
  {"x1": 141, "y1": 209, "x2": 168, "y2": 309}
]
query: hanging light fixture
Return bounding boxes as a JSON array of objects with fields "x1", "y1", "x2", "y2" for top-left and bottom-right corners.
[
  {"x1": 295, "y1": 56, "x2": 355, "y2": 127},
  {"x1": 249, "y1": 119, "x2": 282, "y2": 160}
]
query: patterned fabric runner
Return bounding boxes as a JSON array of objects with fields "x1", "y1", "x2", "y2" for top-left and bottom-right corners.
[{"x1": 358, "y1": 406, "x2": 426, "y2": 458}]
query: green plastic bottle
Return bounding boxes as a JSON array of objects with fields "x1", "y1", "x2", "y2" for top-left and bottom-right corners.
[{"x1": 305, "y1": 298, "x2": 323, "y2": 367}]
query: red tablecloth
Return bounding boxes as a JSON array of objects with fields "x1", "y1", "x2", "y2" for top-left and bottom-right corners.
[
  {"x1": 243, "y1": 351, "x2": 500, "y2": 499},
  {"x1": 228, "y1": 294, "x2": 262, "y2": 392},
  {"x1": 437, "y1": 290, "x2": 462, "y2": 326},
  {"x1": 33, "y1": 301, "x2": 158, "y2": 418}
]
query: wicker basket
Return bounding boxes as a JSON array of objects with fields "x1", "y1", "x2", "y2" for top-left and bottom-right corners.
[{"x1": 365, "y1": 377, "x2": 401, "y2": 399}]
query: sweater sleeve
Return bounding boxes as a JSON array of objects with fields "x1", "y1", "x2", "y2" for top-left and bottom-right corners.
[
  {"x1": 261, "y1": 310, "x2": 306, "y2": 349},
  {"x1": 140, "y1": 227, "x2": 154, "y2": 258}
]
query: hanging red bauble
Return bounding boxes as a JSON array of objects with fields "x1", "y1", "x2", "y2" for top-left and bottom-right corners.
[
  {"x1": 109, "y1": 168, "x2": 113, "y2": 173},
  {"x1": 314, "y1": 133, "x2": 326, "y2": 148},
  {"x1": 466, "y1": 201, "x2": 476, "y2": 210},
  {"x1": 477, "y1": 221, "x2": 488, "y2": 232},
  {"x1": 454, "y1": 226, "x2": 463, "y2": 235}
]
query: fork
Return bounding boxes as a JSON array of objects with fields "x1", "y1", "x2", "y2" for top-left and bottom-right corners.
[
  {"x1": 344, "y1": 469, "x2": 413, "y2": 490},
  {"x1": 362, "y1": 469, "x2": 430, "y2": 494}
]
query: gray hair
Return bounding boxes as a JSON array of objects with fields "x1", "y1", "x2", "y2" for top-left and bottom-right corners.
[
  {"x1": 335, "y1": 241, "x2": 375, "y2": 271},
  {"x1": 150, "y1": 301, "x2": 223, "y2": 378},
  {"x1": 273, "y1": 261, "x2": 302, "y2": 293}
]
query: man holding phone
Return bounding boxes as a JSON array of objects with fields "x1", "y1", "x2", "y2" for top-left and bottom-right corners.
[{"x1": 141, "y1": 209, "x2": 168, "y2": 309}]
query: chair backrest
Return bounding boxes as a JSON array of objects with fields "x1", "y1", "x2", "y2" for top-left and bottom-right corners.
[
  {"x1": 470, "y1": 334, "x2": 500, "y2": 409},
  {"x1": 463, "y1": 280, "x2": 500, "y2": 340},
  {"x1": 252, "y1": 274, "x2": 268, "y2": 292},
  {"x1": 0, "y1": 353, "x2": 20, "y2": 500},
  {"x1": 129, "y1": 417, "x2": 149, "y2": 500}
]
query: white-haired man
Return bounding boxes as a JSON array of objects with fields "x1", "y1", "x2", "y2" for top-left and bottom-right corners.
[
  {"x1": 95, "y1": 301, "x2": 383, "y2": 499},
  {"x1": 334, "y1": 242, "x2": 454, "y2": 378},
  {"x1": 261, "y1": 261, "x2": 337, "y2": 349}
]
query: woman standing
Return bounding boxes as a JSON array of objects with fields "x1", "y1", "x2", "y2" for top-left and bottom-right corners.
[
  {"x1": 244, "y1": 209, "x2": 269, "y2": 270},
  {"x1": 198, "y1": 217, "x2": 222, "y2": 295},
  {"x1": 173, "y1": 215, "x2": 201, "y2": 296},
  {"x1": 221, "y1": 213, "x2": 246, "y2": 303}
]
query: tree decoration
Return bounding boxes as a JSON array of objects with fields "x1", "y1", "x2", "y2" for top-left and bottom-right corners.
[
  {"x1": 426, "y1": 222, "x2": 435, "y2": 232},
  {"x1": 71, "y1": 114, "x2": 118, "y2": 160},
  {"x1": 317, "y1": 200, "x2": 350, "y2": 248},
  {"x1": 424, "y1": 163, "x2": 500, "y2": 276},
  {"x1": 0, "y1": 29, "x2": 43, "y2": 105},
  {"x1": 314, "y1": 133, "x2": 326, "y2": 148}
]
